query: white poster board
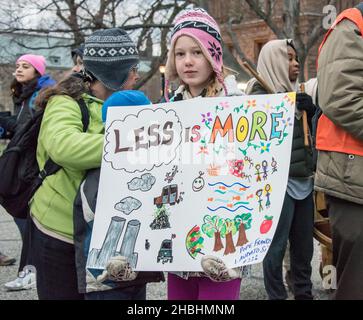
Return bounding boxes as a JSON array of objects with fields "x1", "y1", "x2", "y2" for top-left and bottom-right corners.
[{"x1": 87, "y1": 93, "x2": 295, "y2": 273}]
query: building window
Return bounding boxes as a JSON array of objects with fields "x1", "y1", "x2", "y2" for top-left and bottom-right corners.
[{"x1": 49, "y1": 56, "x2": 61, "y2": 65}]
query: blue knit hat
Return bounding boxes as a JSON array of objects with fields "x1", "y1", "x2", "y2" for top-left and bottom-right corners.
[{"x1": 102, "y1": 90, "x2": 151, "y2": 123}]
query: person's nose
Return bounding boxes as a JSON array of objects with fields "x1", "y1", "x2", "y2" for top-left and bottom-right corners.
[
  {"x1": 184, "y1": 53, "x2": 193, "y2": 66},
  {"x1": 71, "y1": 65, "x2": 81, "y2": 73}
]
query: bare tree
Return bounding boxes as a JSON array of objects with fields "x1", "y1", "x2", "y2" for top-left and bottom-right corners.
[
  {"x1": 223, "y1": 0, "x2": 337, "y2": 81},
  {"x1": 0, "y1": 0, "x2": 192, "y2": 88}
]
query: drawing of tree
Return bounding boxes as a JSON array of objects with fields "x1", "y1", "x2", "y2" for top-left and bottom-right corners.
[
  {"x1": 223, "y1": 218, "x2": 238, "y2": 255},
  {"x1": 201, "y1": 215, "x2": 226, "y2": 252},
  {"x1": 234, "y1": 213, "x2": 252, "y2": 247}
]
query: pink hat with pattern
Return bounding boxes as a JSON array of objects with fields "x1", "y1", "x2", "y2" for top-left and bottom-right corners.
[
  {"x1": 165, "y1": 8, "x2": 226, "y2": 100},
  {"x1": 16, "y1": 54, "x2": 46, "y2": 76}
]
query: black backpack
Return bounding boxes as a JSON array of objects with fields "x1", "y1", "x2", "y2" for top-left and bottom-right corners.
[{"x1": 0, "y1": 99, "x2": 89, "y2": 219}]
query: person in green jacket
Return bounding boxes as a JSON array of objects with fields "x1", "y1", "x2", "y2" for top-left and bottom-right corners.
[{"x1": 29, "y1": 28, "x2": 141, "y2": 300}]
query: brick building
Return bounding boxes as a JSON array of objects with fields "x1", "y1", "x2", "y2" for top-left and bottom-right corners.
[{"x1": 208, "y1": 0, "x2": 361, "y2": 81}]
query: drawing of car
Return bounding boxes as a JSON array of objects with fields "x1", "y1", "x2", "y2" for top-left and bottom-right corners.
[
  {"x1": 157, "y1": 239, "x2": 173, "y2": 264},
  {"x1": 154, "y1": 185, "x2": 178, "y2": 208}
]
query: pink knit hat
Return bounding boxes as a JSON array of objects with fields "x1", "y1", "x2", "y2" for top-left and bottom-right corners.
[
  {"x1": 164, "y1": 8, "x2": 226, "y2": 100},
  {"x1": 16, "y1": 54, "x2": 46, "y2": 76}
]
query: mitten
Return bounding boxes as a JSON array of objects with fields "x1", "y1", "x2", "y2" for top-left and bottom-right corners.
[
  {"x1": 296, "y1": 93, "x2": 315, "y2": 117},
  {"x1": 201, "y1": 255, "x2": 240, "y2": 282},
  {"x1": 97, "y1": 256, "x2": 138, "y2": 282}
]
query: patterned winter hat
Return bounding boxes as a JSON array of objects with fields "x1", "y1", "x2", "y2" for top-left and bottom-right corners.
[
  {"x1": 83, "y1": 28, "x2": 139, "y2": 91},
  {"x1": 17, "y1": 54, "x2": 46, "y2": 76},
  {"x1": 165, "y1": 8, "x2": 226, "y2": 99}
]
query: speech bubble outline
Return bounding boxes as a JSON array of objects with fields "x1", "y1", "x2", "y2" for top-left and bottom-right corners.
[{"x1": 104, "y1": 108, "x2": 183, "y2": 173}]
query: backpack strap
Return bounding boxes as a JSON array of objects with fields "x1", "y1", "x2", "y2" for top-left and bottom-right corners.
[
  {"x1": 38, "y1": 98, "x2": 90, "y2": 181},
  {"x1": 77, "y1": 98, "x2": 90, "y2": 133}
]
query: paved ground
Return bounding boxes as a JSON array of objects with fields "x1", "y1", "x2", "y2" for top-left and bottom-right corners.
[{"x1": 0, "y1": 206, "x2": 330, "y2": 300}]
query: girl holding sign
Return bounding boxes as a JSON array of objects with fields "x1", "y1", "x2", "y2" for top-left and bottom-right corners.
[{"x1": 164, "y1": 8, "x2": 245, "y2": 300}]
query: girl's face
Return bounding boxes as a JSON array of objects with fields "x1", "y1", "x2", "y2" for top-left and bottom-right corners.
[
  {"x1": 288, "y1": 46, "x2": 300, "y2": 82},
  {"x1": 174, "y1": 36, "x2": 213, "y2": 97},
  {"x1": 72, "y1": 55, "x2": 84, "y2": 73},
  {"x1": 14, "y1": 61, "x2": 38, "y2": 84}
]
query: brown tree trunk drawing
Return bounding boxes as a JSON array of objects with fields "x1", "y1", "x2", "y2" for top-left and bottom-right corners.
[
  {"x1": 224, "y1": 232, "x2": 236, "y2": 255},
  {"x1": 236, "y1": 223, "x2": 249, "y2": 247},
  {"x1": 213, "y1": 231, "x2": 224, "y2": 252}
]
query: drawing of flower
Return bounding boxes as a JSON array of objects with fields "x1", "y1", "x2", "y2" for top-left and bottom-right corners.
[
  {"x1": 201, "y1": 112, "x2": 213, "y2": 129},
  {"x1": 208, "y1": 41, "x2": 222, "y2": 62},
  {"x1": 197, "y1": 146, "x2": 209, "y2": 155},
  {"x1": 260, "y1": 142, "x2": 271, "y2": 154},
  {"x1": 201, "y1": 112, "x2": 213, "y2": 123},
  {"x1": 264, "y1": 103, "x2": 272, "y2": 112},
  {"x1": 220, "y1": 101, "x2": 230, "y2": 109},
  {"x1": 282, "y1": 117, "x2": 293, "y2": 127},
  {"x1": 247, "y1": 99, "x2": 256, "y2": 109}
]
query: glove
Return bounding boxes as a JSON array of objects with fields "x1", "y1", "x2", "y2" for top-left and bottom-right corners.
[
  {"x1": 201, "y1": 255, "x2": 240, "y2": 282},
  {"x1": 97, "y1": 256, "x2": 138, "y2": 283},
  {"x1": 296, "y1": 93, "x2": 315, "y2": 117}
]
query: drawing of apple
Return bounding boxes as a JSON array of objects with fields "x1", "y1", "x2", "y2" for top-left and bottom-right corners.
[{"x1": 260, "y1": 216, "x2": 273, "y2": 234}]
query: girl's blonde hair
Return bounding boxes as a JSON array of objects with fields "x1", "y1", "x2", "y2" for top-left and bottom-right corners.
[{"x1": 204, "y1": 66, "x2": 230, "y2": 97}]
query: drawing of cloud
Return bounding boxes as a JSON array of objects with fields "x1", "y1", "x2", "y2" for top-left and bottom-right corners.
[
  {"x1": 114, "y1": 197, "x2": 142, "y2": 215},
  {"x1": 128, "y1": 173, "x2": 156, "y2": 192},
  {"x1": 104, "y1": 108, "x2": 182, "y2": 173}
]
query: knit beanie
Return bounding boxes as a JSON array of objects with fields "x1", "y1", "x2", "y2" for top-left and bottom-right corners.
[
  {"x1": 16, "y1": 54, "x2": 46, "y2": 76},
  {"x1": 102, "y1": 90, "x2": 151, "y2": 123},
  {"x1": 165, "y1": 8, "x2": 226, "y2": 100},
  {"x1": 83, "y1": 28, "x2": 139, "y2": 91}
]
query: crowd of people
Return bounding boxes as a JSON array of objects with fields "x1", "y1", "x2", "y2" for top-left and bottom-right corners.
[{"x1": 0, "y1": 3, "x2": 362, "y2": 300}]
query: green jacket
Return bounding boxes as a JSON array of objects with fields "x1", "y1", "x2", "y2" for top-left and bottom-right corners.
[
  {"x1": 30, "y1": 94, "x2": 104, "y2": 240},
  {"x1": 315, "y1": 19, "x2": 363, "y2": 205}
]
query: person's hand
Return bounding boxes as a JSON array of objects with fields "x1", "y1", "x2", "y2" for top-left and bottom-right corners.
[
  {"x1": 201, "y1": 255, "x2": 239, "y2": 282},
  {"x1": 296, "y1": 93, "x2": 315, "y2": 117},
  {"x1": 97, "y1": 256, "x2": 138, "y2": 282}
]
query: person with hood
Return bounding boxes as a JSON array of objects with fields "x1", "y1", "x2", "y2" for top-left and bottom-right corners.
[
  {"x1": 164, "y1": 8, "x2": 246, "y2": 300},
  {"x1": 246, "y1": 39, "x2": 316, "y2": 300},
  {"x1": 315, "y1": 3, "x2": 363, "y2": 299},
  {"x1": 1, "y1": 54, "x2": 55, "y2": 291}
]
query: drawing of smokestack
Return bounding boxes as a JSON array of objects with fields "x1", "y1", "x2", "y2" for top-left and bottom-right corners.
[
  {"x1": 87, "y1": 248, "x2": 100, "y2": 267},
  {"x1": 95, "y1": 216, "x2": 126, "y2": 268},
  {"x1": 119, "y1": 219, "x2": 140, "y2": 268}
]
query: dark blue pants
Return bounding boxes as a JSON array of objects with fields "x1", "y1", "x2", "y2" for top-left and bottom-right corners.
[
  {"x1": 263, "y1": 192, "x2": 314, "y2": 300},
  {"x1": 85, "y1": 284, "x2": 146, "y2": 300},
  {"x1": 29, "y1": 219, "x2": 84, "y2": 300}
]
